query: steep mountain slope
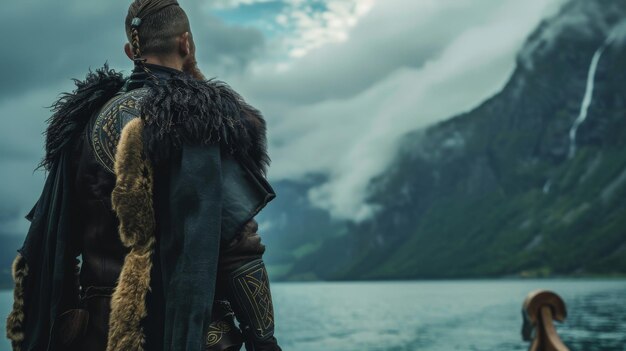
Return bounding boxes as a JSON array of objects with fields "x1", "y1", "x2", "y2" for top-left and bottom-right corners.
[
  {"x1": 266, "y1": 0, "x2": 626, "y2": 280},
  {"x1": 256, "y1": 176, "x2": 354, "y2": 280}
]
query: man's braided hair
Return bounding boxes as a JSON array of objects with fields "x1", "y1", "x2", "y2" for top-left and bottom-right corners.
[{"x1": 125, "y1": 0, "x2": 191, "y2": 64}]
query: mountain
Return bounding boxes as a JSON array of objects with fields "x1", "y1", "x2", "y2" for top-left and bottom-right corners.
[
  {"x1": 256, "y1": 176, "x2": 356, "y2": 280},
  {"x1": 261, "y1": 0, "x2": 626, "y2": 280}
]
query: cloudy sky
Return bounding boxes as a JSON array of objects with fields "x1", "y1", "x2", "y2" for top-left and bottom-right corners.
[{"x1": 0, "y1": 0, "x2": 566, "y2": 236}]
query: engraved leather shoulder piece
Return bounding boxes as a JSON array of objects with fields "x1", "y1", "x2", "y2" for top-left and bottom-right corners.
[{"x1": 89, "y1": 88, "x2": 150, "y2": 173}]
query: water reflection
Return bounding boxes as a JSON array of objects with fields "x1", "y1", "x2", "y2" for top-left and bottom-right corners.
[
  {"x1": 560, "y1": 291, "x2": 626, "y2": 351},
  {"x1": 271, "y1": 280, "x2": 626, "y2": 351}
]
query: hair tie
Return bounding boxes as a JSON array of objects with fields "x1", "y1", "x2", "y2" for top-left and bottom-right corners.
[{"x1": 131, "y1": 17, "x2": 142, "y2": 28}]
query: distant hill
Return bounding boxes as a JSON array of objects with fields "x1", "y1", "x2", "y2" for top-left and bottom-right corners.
[{"x1": 260, "y1": 0, "x2": 626, "y2": 280}]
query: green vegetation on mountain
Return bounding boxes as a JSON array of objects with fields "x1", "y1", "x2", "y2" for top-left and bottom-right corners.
[{"x1": 262, "y1": 0, "x2": 626, "y2": 280}]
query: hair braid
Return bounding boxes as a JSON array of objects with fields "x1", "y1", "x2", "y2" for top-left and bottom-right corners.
[
  {"x1": 130, "y1": 18, "x2": 156, "y2": 79},
  {"x1": 131, "y1": 27, "x2": 142, "y2": 60},
  {"x1": 127, "y1": 0, "x2": 182, "y2": 79}
]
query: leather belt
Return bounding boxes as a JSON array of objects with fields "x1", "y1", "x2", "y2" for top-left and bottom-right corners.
[{"x1": 81, "y1": 286, "x2": 115, "y2": 300}]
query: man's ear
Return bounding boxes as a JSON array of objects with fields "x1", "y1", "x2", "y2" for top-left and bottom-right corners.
[
  {"x1": 179, "y1": 32, "x2": 191, "y2": 56},
  {"x1": 124, "y1": 43, "x2": 134, "y2": 60}
]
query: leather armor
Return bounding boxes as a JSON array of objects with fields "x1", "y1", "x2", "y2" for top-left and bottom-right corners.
[
  {"x1": 89, "y1": 87, "x2": 150, "y2": 173},
  {"x1": 66, "y1": 64, "x2": 280, "y2": 351},
  {"x1": 230, "y1": 260, "x2": 277, "y2": 345}
]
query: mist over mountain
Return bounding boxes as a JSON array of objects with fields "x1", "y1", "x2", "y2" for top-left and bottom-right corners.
[{"x1": 260, "y1": 0, "x2": 626, "y2": 280}]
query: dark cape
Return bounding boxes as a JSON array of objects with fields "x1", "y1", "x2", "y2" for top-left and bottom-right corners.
[
  {"x1": 5, "y1": 66, "x2": 126, "y2": 351},
  {"x1": 6, "y1": 65, "x2": 276, "y2": 351}
]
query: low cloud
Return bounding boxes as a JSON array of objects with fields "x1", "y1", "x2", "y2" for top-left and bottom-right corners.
[
  {"x1": 0, "y1": 84, "x2": 66, "y2": 236},
  {"x1": 0, "y1": 0, "x2": 266, "y2": 100},
  {"x1": 0, "y1": 1, "x2": 125, "y2": 100},
  {"x1": 207, "y1": 0, "x2": 277, "y2": 10},
  {"x1": 192, "y1": 15, "x2": 266, "y2": 72},
  {"x1": 219, "y1": 0, "x2": 565, "y2": 221}
]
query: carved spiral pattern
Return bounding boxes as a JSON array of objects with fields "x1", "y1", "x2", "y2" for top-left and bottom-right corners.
[{"x1": 205, "y1": 321, "x2": 232, "y2": 348}]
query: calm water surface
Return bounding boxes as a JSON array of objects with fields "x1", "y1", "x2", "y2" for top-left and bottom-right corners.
[{"x1": 1, "y1": 280, "x2": 624, "y2": 350}]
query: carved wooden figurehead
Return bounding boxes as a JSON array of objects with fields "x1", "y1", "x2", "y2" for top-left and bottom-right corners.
[{"x1": 522, "y1": 290, "x2": 570, "y2": 351}]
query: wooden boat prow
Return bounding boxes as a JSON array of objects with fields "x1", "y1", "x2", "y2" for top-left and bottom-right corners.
[{"x1": 522, "y1": 290, "x2": 569, "y2": 351}]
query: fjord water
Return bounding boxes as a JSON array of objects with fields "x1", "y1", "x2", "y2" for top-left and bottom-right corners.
[{"x1": 1, "y1": 280, "x2": 624, "y2": 350}]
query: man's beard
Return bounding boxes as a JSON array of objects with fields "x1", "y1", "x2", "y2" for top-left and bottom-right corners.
[{"x1": 182, "y1": 55, "x2": 206, "y2": 81}]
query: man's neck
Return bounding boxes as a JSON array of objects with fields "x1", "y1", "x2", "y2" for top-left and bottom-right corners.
[
  {"x1": 124, "y1": 60, "x2": 184, "y2": 92},
  {"x1": 142, "y1": 55, "x2": 184, "y2": 72}
]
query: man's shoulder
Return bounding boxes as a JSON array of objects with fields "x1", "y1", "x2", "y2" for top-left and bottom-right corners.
[
  {"x1": 140, "y1": 76, "x2": 271, "y2": 175},
  {"x1": 41, "y1": 65, "x2": 126, "y2": 170},
  {"x1": 141, "y1": 75, "x2": 260, "y2": 133},
  {"x1": 89, "y1": 87, "x2": 148, "y2": 173}
]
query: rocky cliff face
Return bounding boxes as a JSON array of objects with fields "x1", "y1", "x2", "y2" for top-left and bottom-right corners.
[{"x1": 261, "y1": 0, "x2": 626, "y2": 280}]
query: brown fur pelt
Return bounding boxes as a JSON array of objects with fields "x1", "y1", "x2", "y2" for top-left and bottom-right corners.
[
  {"x1": 106, "y1": 245, "x2": 154, "y2": 351},
  {"x1": 6, "y1": 253, "x2": 29, "y2": 351},
  {"x1": 111, "y1": 118, "x2": 155, "y2": 248},
  {"x1": 107, "y1": 118, "x2": 156, "y2": 351}
]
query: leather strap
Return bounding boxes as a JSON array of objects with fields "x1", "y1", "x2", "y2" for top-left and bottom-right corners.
[{"x1": 81, "y1": 286, "x2": 115, "y2": 300}]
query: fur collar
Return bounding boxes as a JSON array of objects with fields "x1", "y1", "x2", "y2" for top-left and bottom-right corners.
[
  {"x1": 140, "y1": 75, "x2": 271, "y2": 176},
  {"x1": 41, "y1": 66, "x2": 271, "y2": 177},
  {"x1": 41, "y1": 65, "x2": 126, "y2": 170}
]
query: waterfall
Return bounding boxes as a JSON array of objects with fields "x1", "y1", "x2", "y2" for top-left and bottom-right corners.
[
  {"x1": 568, "y1": 42, "x2": 608, "y2": 159},
  {"x1": 543, "y1": 179, "x2": 552, "y2": 194}
]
